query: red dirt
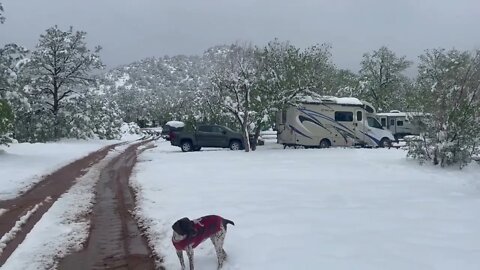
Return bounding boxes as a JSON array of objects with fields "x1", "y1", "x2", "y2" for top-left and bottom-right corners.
[
  {"x1": 57, "y1": 140, "x2": 162, "y2": 270},
  {"x1": 0, "y1": 142, "x2": 124, "y2": 266}
]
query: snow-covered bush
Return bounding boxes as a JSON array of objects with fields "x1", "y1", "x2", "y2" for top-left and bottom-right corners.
[
  {"x1": 407, "y1": 49, "x2": 480, "y2": 168},
  {"x1": 0, "y1": 99, "x2": 13, "y2": 145}
]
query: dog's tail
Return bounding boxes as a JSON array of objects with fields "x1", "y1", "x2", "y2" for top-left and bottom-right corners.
[{"x1": 222, "y1": 218, "x2": 235, "y2": 228}]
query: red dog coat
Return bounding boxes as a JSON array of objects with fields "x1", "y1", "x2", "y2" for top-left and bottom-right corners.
[{"x1": 172, "y1": 215, "x2": 224, "y2": 250}]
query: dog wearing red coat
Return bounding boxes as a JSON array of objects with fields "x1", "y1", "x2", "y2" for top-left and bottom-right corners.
[{"x1": 172, "y1": 215, "x2": 234, "y2": 270}]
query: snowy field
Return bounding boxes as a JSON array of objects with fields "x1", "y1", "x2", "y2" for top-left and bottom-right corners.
[
  {"x1": 0, "y1": 126, "x2": 143, "y2": 201},
  {"x1": 133, "y1": 141, "x2": 480, "y2": 270},
  {"x1": 0, "y1": 140, "x2": 117, "y2": 200}
]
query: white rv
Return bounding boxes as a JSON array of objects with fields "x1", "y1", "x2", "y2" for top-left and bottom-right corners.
[
  {"x1": 376, "y1": 111, "x2": 428, "y2": 140},
  {"x1": 276, "y1": 96, "x2": 395, "y2": 148}
]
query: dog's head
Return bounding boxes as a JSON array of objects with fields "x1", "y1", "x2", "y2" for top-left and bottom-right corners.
[{"x1": 172, "y1": 217, "x2": 197, "y2": 238}]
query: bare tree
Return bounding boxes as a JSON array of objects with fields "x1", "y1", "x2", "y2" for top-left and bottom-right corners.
[
  {"x1": 359, "y1": 46, "x2": 412, "y2": 112},
  {"x1": 210, "y1": 43, "x2": 257, "y2": 152}
]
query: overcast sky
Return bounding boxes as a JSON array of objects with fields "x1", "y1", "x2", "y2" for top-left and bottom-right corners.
[{"x1": 1, "y1": 0, "x2": 480, "y2": 71}]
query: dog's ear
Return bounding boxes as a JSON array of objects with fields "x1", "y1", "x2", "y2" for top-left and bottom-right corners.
[
  {"x1": 172, "y1": 217, "x2": 190, "y2": 235},
  {"x1": 182, "y1": 219, "x2": 196, "y2": 237}
]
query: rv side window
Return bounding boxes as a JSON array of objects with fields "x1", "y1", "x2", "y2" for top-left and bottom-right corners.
[
  {"x1": 397, "y1": 120, "x2": 404, "y2": 126},
  {"x1": 356, "y1": 111, "x2": 362, "y2": 121},
  {"x1": 390, "y1": 119, "x2": 395, "y2": 126},
  {"x1": 380, "y1": 118, "x2": 386, "y2": 127},
  {"x1": 335, "y1": 111, "x2": 353, "y2": 122}
]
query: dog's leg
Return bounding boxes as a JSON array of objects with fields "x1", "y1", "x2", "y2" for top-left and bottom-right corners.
[
  {"x1": 186, "y1": 246, "x2": 194, "y2": 270},
  {"x1": 211, "y1": 228, "x2": 227, "y2": 270},
  {"x1": 176, "y1": 250, "x2": 186, "y2": 270}
]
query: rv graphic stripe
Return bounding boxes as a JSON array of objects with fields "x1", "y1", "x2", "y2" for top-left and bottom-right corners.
[{"x1": 288, "y1": 124, "x2": 313, "y2": 139}]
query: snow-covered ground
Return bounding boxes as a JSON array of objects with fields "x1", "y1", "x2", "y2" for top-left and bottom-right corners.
[
  {"x1": 133, "y1": 141, "x2": 480, "y2": 270},
  {"x1": 0, "y1": 140, "x2": 116, "y2": 200},
  {"x1": 0, "y1": 124, "x2": 143, "y2": 201},
  {"x1": 1, "y1": 145, "x2": 129, "y2": 270}
]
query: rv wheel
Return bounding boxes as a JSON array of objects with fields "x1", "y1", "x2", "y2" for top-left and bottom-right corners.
[
  {"x1": 379, "y1": 138, "x2": 392, "y2": 148},
  {"x1": 319, "y1": 139, "x2": 331, "y2": 148}
]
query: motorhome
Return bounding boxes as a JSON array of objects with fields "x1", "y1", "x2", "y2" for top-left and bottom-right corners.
[
  {"x1": 276, "y1": 96, "x2": 395, "y2": 148},
  {"x1": 376, "y1": 111, "x2": 427, "y2": 140}
]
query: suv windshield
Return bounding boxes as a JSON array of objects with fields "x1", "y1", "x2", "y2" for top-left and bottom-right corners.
[{"x1": 367, "y1": 117, "x2": 383, "y2": 129}]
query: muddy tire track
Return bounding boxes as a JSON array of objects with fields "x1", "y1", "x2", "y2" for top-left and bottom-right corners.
[
  {"x1": 57, "y1": 140, "x2": 161, "y2": 270},
  {"x1": 0, "y1": 142, "x2": 125, "y2": 266}
]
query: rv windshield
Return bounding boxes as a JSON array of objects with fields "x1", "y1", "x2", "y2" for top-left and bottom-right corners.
[{"x1": 367, "y1": 117, "x2": 383, "y2": 129}]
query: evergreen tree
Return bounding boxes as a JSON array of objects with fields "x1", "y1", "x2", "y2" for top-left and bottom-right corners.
[
  {"x1": 0, "y1": 44, "x2": 29, "y2": 145},
  {"x1": 23, "y1": 26, "x2": 104, "y2": 140},
  {"x1": 0, "y1": 2, "x2": 5, "y2": 24}
]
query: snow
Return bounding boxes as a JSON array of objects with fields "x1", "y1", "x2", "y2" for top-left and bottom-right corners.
[
  {"x1": 165, "y1": 120, "x2": 185, "y2": 128},
  {"x1": 377, "y1": 111, "x2": 429, "y2": 118},
  {"x1": 298, "y1": 95, "x2": 363, "y2": 105},
  {"x1": 1, "y1": 145, "x2": 128, "y2": 270},
  {"x1": 0, "y1": 139, "x2": 120, "y2": 200},
  {"x1": 132, "y1": 141, "x2": 480, "y2": 270},
  {"x1": 0, "y1": 197, "x2": 49, "y2": 255}
]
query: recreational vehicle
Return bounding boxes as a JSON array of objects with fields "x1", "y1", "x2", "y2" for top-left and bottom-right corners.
[
  {"x1": 376, "y1": 111, "x2": 427, "y2": 140},
  {"x1": 276, "y1": 96, "x2": 395, "y2": 148}
]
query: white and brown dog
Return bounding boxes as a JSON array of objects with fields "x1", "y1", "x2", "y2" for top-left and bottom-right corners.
[{"x1": 172, "y1": 215, "x2": 234, "y2": 270}]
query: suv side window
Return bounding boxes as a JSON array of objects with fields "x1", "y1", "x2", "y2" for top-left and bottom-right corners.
[
  {"x1": 211, "y1": 126, "x2": 224, "y2": 133},
  {"x1": 198, "y1": 126, "x2": 212, "y2": 132}
]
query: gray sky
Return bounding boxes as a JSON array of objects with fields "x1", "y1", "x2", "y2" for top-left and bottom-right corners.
[{"x1": 1, "y1": 0, "x2": 480, "y2": 72}]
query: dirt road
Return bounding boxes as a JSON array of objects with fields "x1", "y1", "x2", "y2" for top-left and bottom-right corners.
[{"x1": 0, "y1": 140, "x2": 162, "y2": 269}]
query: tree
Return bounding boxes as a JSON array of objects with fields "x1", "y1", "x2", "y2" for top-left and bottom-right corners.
[
  {"x1": 359, "y1": 46, "x2": 412, "y2": 112},
  {"x1": 210, "y1": 43, "x2": 258, "y2": 152},
  {"x1": 0, "y1": 99, "x2": 13, "y2": 145},
  {"x1": 251, "y1": 40, "x2": 334, "y2": 148},
  {"x1": 0, "y1": 44, "x2": 29, "y2": 145},
  {"x1": 0, "y1": 2, "x2": 5, "y2": 24},
  {"x1": 24, "y1": 26, "x2": 103, "y2": 140},
  {"x1": 407, "y1": 48, "x2": 480, "y2": 167}
]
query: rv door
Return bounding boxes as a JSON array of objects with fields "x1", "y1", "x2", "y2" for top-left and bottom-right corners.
[
  {"x1": 276, "y1": 110, "x2": 286, "y2": 131},
  {"x1": 355, "y1": 110, "x2": 366, "y2": 144}
]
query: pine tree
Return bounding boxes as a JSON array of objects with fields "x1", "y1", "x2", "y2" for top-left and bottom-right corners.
[
  {"x1": 0, "y1": 2, "x2": 5, "y2": 24},
  {"x1": 24, "y1": 26, "x2": 104, "y2": 140}
]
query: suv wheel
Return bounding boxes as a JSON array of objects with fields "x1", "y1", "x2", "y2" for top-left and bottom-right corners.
[
  {"x1": 229, "y1": 140, "x2": 242, "y2": 150},
  {"x1": 181, "y1": 141, "x2": 193, "y2": 152}
]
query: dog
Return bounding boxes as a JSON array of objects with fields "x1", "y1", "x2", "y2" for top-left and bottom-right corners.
[{"x1": 172, "y1": 215, "x2": 234, "y2": 270}]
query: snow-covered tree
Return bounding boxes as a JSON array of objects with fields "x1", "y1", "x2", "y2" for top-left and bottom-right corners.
[
  {"x1": 23, "y1": 26, "x2": 103, "y2": 140},
  {"x1": 0, "y1": 99, "x2": 13, "y2": 145},
  {"x1": 209, "y1": 43, "x2": 258, "y2": 152},
  {"x1": 0, "y1": 2, "x2": 5, "y2": 24},
  {"x1": 0, "y1": 44, "x2": 29, "y2": 145},
  {"x1": 250, "y1": 40, "x2": 335, "y2": 148},
  {"x1": 407, "y1": 49, "x2": 480, "y2": 167},
  {"x1": 359, "y1": 46, "x2": 412, "y2": 112}
]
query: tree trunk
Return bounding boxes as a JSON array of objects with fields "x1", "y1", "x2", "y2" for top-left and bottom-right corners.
[{"x1": 251, "y1": 120, "x2": 262, "y2": 151}]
